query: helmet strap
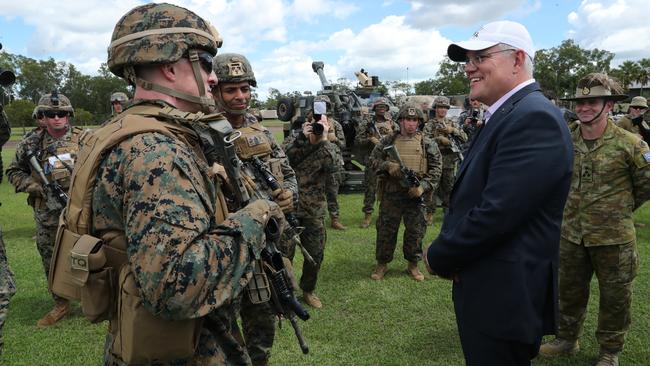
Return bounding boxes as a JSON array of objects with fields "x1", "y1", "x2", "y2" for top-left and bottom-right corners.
[
  {"x1": 579, "y1": 99, "x2": 607, "y2": 125},
  {"x1": 214, "y1": 85, "x2": 248, "y2": 116}
]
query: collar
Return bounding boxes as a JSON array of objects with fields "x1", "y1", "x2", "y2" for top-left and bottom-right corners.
[{"x1": 484, "y1": 78, "x2": 535, "y2": 125}]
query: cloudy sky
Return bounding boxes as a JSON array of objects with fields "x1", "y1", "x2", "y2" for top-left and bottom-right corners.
[{"x1": 0, "y1": 0, "x2": 648, "y2": 99}]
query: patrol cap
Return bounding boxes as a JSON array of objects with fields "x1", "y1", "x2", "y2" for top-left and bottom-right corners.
[
  {"x1": 562, "y1": 73, "x2": 627, "y2": 102},
  {"x1": 630, "y1": 96, "x2": 648, "y2": 109},
  {"x1": 447, "y1": 20, "x2": 535, "y2": 62}
]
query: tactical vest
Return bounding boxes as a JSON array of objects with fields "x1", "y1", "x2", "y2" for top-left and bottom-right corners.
[
  {"x1": 234, "y1": 122, "x2": 285, "y2": 186},
  {"x1": 394, "y1": 133, "x2": 427, "y2": 174},
  {"x1": 375, "y1": 119, "x2": 394, "y2": 137},
  {"x1": 49, "y1": 104, "x2": 228, "y2": 364},
  {"x1": 32, "y1": 127, "x2": 83, "y2": 190}
]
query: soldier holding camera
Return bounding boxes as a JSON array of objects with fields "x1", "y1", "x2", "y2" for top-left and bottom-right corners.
[
  {"x1": 459, "y1": 97, "x2": 484, "y2": 151},
  {"x1": 282, "y1": 104, "x2": 340, "y2": 309}
]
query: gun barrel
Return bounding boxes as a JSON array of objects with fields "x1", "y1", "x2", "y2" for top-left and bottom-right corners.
[
  {"x1": 311, "y1": 61, "x2": 331, "y2": 89},
  {"x1": 289, "y1": 315, "x2": 310, "y2": 354},
  {"x1": 28, "y1": 155, "x2": 50, "y2": 185}
]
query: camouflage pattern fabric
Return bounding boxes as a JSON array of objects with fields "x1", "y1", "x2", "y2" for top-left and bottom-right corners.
[
  {"x1": 0, "y1": 227, "x2": 16, "y2": 357},
  {"x1": 283, "y1": 132, "x2": 339, "y2": 292},
  {"x1": 557, "y1": 238, "x2": 638, "y2": 353},
  {"x1": 6, "y1": 127, "x2": 81, "y2": 302},
  {"x1": 561, "y1": 120, "x2": 650, "y2": 246},
  {"x1": 230, "y1": 113, "x2": 297, "y2": 364},
  {"x1": 326, "y1": 118, "x2": 345, "y2": 218},
  {"x1": 355, "y1": 115, "x2": 398, "y2": 214},
  {"x1": 370, "y1": 132, "x2": 442, "y2": 264},
  {"x1": 422, "y1": 117, "x2": 466, "y2": 210},
  {"x1": 617, "y1": 114, "x2": 650, "y2": 143},
  {"x1": 558, "y1": 120, "x2": 650, "y2": 353},
  {"x1": 458, "y1": 109, "x2": 482, "y2": 153},
  {"x1": 0, "y1": 111, "x2": 10, "y2": 183},
  {"x1": 92, "y1": 102, "x2": 270, "y2": 365}
]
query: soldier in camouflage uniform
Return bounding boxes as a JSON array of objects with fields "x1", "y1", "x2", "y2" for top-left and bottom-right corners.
[
  {"x1": 0, "y1": 109, "x2": 16, "y2": 357},
  {"x1": 369, "y1": 103, "x2": 442, "y2": 281},
  {"x1": 6, "y1": 92, "x2": 81, "y2": 328},
  {"x1": 110, "y1": 91, "x2": 129, "y2": 115},
  {"x1": 313, "y1": 95, "x2": 348, "y2": 231},
  {"x1": 72, "y1": 4, "x2": 285, "y2": 365},
  {"x1": 616, "y1": 96, "x2": 649, "y2": 143},
  {"x1": 421, "y1": 96, "x2": 466, "y2": 224},
  {"x1": 539, "y1": 74, "x2": 650, "y2": 366},
  {"x1": 458, "y1": 97, "x2": 484, "y2": 152},
  {"x1": 0, "y1": 109, "x2": 9, "y2": 183},
  {"x1": 282, "y1": 106, "x2": 340, "y2": 309},
  {"x1": 213, "y1": 52, "x2": 298, "y2": 366},
  {"x1": 355, "y1": 97, "x2": 397, "y2": 228}
]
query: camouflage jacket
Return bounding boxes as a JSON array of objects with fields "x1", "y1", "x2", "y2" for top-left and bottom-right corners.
[
  {"x1": 355, "y1": 115, "x2": 397, "y2": 151},
  {"x1": 561, "y1": 120, "x2": 650, "y2": 246},
  {"x1": 369, "y1": 131, "x2": 442, "y2": 194},
  {"x1": 91, "y1": 101, "x2": 269, "y2": 365},
  {"x1": 6, "y1": 126, "x2": 82, "y2": 221},
  {"x1": 422, "y1": 117, "x2": 468, "y2": 153},
  {"x1": 282, "y1": 132, "x2": 340, "y2": 218},
  {"x1": 0, "y1": 111, "x2": 9, "y2": 147},
  {"x1": 327, "y1": 117, "x2": 346, "y2": 154},
  {"x1": 617, "y1": 114, "x2": 650, "y2": 142}
]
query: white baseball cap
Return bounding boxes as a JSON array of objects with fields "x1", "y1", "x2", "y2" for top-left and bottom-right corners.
[{"x1": 447, "y1": 20, "x2": 535, "y2": 62}]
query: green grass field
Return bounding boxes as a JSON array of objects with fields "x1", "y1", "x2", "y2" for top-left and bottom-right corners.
[{"x1": 1, "y1": 147, "x2": 649, "y2": 365}]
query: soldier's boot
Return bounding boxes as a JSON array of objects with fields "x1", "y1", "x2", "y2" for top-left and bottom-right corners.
[
  {"x1": 303, "y1": 292, "x2": 322, "y2": 309},
  {"x1": 538, "y1": 338, "x2": 579, "y2": 357},
  {"x1": 425, "y1": 212, "x2": 434, "y2": 226},
  {"x1": 370, "y1": 263, "x2": 388, "y2": 280},
  {"x1": 596, "y1": 350, "x2": 619, "y2": 366},
  {"x1": 407, "y1": 262, "x2": 424, "y2": 282},
  {"x1": 330, "y1": 216, "x2": 347, "y2": 231},
  {"x1": 359, "y1": 213, "x2": 372, "y2": 229},
  {"x1": 37, "y1": 299, "x2": 71, "y2": 328}
]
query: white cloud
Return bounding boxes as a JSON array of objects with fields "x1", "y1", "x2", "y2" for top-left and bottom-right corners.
[
  {"x1": 567, "y1": 0, "x2": 650, "y2": 62},
  {"x1": 404, "y1": 0, "x2": 524, "y2": 28},
  {"x1": 253, "y1": 15, "x2": 452, "y2": 99},
  {"x1": 289, "y1": 0, "x2": 360, "y2": 22}
]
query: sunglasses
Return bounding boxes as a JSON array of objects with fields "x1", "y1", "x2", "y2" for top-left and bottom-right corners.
[
  {"x1": 187, "y1": 50, "x2": 214, "y2": 74},
  {"x1": 630, "y1": 106, "x2": 647, "y2": 110},
  {"x1": 44, "y1": 111, "x2": 69, "y2": 118}
]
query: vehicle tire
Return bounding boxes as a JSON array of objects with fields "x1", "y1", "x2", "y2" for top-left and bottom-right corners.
[{"x1": 277, "y1": 98, "x2": 295, "y2": 121}]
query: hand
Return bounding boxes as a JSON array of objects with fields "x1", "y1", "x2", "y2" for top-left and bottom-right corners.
[
  {"x1": 408, "y1": 185, "x2": 424, "y2": 198},
  {"x1": 436, "y1": 136, "x2": 451, "y2": 146},
  {"x1": 327, "y1": 131, "x2": 337, "y2": 142},
  {"x1": 243, "y1": 199, "x2": 285, "y2": 229},
  {"x1": 444, "y1": 125, "x2": 456, "y2": 134},
  {"x1": 241, "y1": 174, "x2": 257, "y2": 195},
  {"x1": 25, "y1": 181, "x2": 44, "y2": 196},
  {"x1": 369, "y1": 136, "x2": 380, "y2": 145},
  {"x1": 272, "y1": 188, "x2": 293, "y2": 213},
  {"x1": 384, "y1": 161, "x2": 402, "y2": 177},
  {"x1": 464, "y1": 118, "x2": 472, "y2": 126}
]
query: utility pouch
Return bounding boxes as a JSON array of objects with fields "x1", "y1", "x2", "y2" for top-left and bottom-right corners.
[
  {"x1": 50, "y1": 222, "x2": 83, "y2": 301},
  {"x1": 69, "y1": 235, "x2": 112, "y2": 323},
  {"x1": 111, "y1": 266, "x2": 202, "y2": 364},
  {"x1": 247, "y1": 260, "x2": 271, "y2": 304}
]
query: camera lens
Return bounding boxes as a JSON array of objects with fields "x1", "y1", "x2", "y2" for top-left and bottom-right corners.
[{"x1": 312, "y1": 122, "x2": 324, "y2": 135}]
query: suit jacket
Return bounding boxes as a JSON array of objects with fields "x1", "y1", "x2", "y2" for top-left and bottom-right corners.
[{"x1": 427, "y1": 82, "x2": 573, "y2": 344}]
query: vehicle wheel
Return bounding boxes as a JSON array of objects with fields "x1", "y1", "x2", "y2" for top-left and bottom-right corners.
[{"x1": 277, "y1": 98, "x2": 295, "y2": 121}]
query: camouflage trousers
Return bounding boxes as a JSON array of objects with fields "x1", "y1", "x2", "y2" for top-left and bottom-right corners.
[
  {"x1": 362, "y1": 163, "x2": 378, "y2": 214},
  {"x1": 0, "y1": 228, "x2": 16, "y2": 357},
  {"x1": 375, "y1": 193, "x2": 426, "y2": 264},
  {"x1": 235, "y1": 282, "x2": 276, "y2": 365},
  {"x1": 35, "y1": 220, "x2": 63, "y2": 302},
  {"x1": 558, "y1": 239, "x2": 639, "y2": 352},
  {"x1": 435, "y1": 153, "x2": 460, "y2": 209},
  {"x1": 326, "y1": 172, "x2": 342, "y2": 218},
  {"x1": 289, "y1": 216, "x2": 326, "y2": 293}
]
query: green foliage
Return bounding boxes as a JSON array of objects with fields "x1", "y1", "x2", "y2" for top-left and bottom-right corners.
[
  {"x1": 2, "y1": 146, "x2": 650, "y2": 365},
  {"x1": 73, "y1": 108, "x2": 93, "y2": 127},
  {"x1": 263, "y1": 88, "x2": 302, "y2": 110},
  {"x1": 414, "y1": 57, "x2": 468, "y2": 96},
  {"x1": 4, "y1": 99, "x2": 37, "y2": 129}
]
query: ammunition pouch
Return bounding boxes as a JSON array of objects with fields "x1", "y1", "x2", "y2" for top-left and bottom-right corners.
[{"x1": 110, "y1": 266, "x2": 202, "y2": 365}]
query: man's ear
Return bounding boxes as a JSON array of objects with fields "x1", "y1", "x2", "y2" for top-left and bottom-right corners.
[{"x1": 159, "y1": 62, "x2": 177, "y2": 82}]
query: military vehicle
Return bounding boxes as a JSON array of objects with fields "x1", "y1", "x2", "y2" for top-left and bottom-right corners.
[{"x1": 277, "y1": 61, "x2": 393, "y2": 192}]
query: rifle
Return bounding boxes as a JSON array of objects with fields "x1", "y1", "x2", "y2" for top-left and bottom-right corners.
[
  {"x1": 26, "y1": 150, "x2": 68, "y2": 210},
  {"x1": 435, "y1": 122, "x2": 464, "y2": 162},
  {"x1": 204, "y1": 118, "x2": 311, "y2": 354},
  {"x1": 248, "y1": 156, "x2": 316, "y2": 266},
  {"x1": 368, "y1": 119, "x2": 382, "y2": 140},
  {"x1": 382, "y1": 144, "x2": 423, "y2": 205}
]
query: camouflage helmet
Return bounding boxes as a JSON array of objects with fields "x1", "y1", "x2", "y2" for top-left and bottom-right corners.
[
  {"x1": 562, "y1": 73, "x2": 627, "y2": 102},
  {"x1": 397, "y1": 103, "x2": 424, "y2": 121},
  {"x1": 630, "y1": 96, "x2": 648, "y2": 109},
  {"x1": 213, "y1": 53, "x2": 257, "y2": 87},
  {"x1": 107, "y1": 3, "x2": 222, "y2": 81},
  {"x1": 372, "y1": 97, "x2": 390, "y2": 111},
  {"x1": 433, "y1": 96, "x2": 450, "y2": 108},
  {"x1": 37, "y1": 91, "x2": 74, "y2": 117},
  {"x1": 110, "y1": 92, "x2": 129, "y2": 103},
  {"x1": 32, "y1": 106, "x2": 41, "y2": 119}
]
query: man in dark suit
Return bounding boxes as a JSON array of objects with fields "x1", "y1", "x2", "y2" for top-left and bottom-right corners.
[{"x1": 424, "y1": 20, "x2": 573, "y2": 365}]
